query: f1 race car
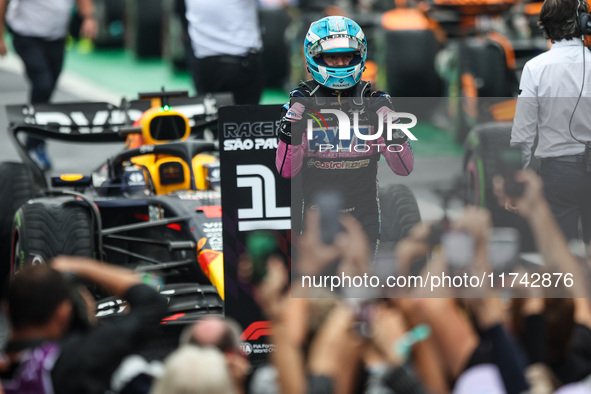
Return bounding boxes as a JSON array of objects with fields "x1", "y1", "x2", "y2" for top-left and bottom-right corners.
[{"x1": 0, "y1": 91, "x2": 233, "y2": 334}]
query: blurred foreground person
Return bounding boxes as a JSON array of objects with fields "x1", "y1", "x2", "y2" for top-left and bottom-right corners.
[
  {"x1": 149, "y1": 346, "x2": 236, "y2": 394},
  {"x1": 242, "y1": 213, "x2": 431, "y2": 394},
  {"x1": 180, "y1": 316, "x2": 250, "y2": 394},
  {"x1": 0, "y1": 257, "x2": 167, "y2": 394},
  {"x1": 495, "y1": 170, "x2": 591, "y2": 387}
]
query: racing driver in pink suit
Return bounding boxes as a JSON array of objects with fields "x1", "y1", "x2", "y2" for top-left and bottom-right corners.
[{"x1": 275, "y1": 16, "x2": 414, "y2": 254}]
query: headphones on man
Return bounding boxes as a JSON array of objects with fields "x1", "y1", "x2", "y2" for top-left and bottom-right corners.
[
  {"x1": 573, "y1": 1, "x2": 591, "y2": 171},
  {"x1": 577, "y1": 0, "x2": 591, "y2": 36}
]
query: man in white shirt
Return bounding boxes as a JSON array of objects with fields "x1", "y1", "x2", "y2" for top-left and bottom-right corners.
[
  {"x1": 184, "y1": 0, "x2": 263, "y2": 105},
  {"x1": 511, "y1": 0, "x2": 591, "y2": 242},
  {"x1": 0, "y1": 0, "x2": 97, "y2": 170}
]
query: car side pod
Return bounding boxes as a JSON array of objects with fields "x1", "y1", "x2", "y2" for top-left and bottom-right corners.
[
  {"x1": 197, "y1": 246, "x2": 224, "y2": 300},
  {"x1": 51, "y1": 174, "x2": 92, "y2": 188}
]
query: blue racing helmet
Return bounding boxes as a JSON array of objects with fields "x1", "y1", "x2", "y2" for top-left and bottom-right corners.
[{"x1": 304, "y1": 16, "x2": 367, "y2": 90}]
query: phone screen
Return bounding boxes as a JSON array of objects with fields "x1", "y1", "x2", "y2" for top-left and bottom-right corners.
[
  {"x1": 245, "y1": 231, "x2": 278, "y2": 284},
  {"x1": 441, "y1": 231, "x2": 475, "y2": 269},
  {"x1": 498, "y1": 148, "x2": 525, "y2": 197},
  {"x1": 488, "y1": 227, "x2": 520, "y2": 270},
  {"x1": 313, "y1": 191, "x2": 344, "y2": 244}
]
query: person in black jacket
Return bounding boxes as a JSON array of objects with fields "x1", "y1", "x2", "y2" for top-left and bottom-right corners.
[{"x1": 0, "y1": 257, "x2": 168, "y2": 394}]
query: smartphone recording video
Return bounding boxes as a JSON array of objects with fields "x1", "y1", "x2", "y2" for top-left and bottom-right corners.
[
  {"x1": 245, "y1": 231, "x2": 281, "y2": 285},
  {"x1": 312, "y1": 191, "x2": 344, "y2": 244},
  {"x1": 498, "y1": 147, "x2": 525, "y2": 197},
  {"x1": 488, "y1": 227, "x2": 520, "y2": 271},
  {"x1": 348, "y1": 299, "x2": 375, "y2": 338},
  {"x1": 441, "y1": 230, "x2": 475, "y2": 271}
]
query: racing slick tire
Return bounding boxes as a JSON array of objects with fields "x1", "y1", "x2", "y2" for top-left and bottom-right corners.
[
  {"x1": 460, "y1": 36, "x2": 514, "y2": 98},
  {"x1": 162, "y1": 0, "x2": 192, "y2": 71},
  {"x1": 260, "y1": 8, "x2": 291, "y2": 88},
  {"x1": 125, "y1": 0, "x2": 163, "y2": 58},
  {"x1": 451, "y1": 37, "x2": 517, "y2": 143},
  {"x1": 0, "y1": 162, "x2": 35, "y2": 289},
  {"x1": 11, "y1": 201, "x2": 95, "y2": 277},
  {"x1": 464, "y1": 122, "x2": 512, "y2": 211},
  {"x1": 93, "y1": 0, "x2": 125, "y2": 48},
  {"x1": 463, "y1": 122, "x2": 535, "y2": 251},
  {"x1": 379, "y1": 184, "x2": 422, "y2": 253},
  {"x1": 385, "y1": 29, "x2": 442, "y2": 98}
]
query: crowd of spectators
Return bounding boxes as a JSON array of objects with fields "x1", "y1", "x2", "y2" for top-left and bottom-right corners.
[
  {"x1": 0, "y1": 168, "x2": 590, "y2": 394},
  {"x1": 242, "y1": 169, "x2": 591, "y2": 394}
]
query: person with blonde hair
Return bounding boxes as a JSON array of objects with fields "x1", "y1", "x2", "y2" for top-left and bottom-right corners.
[{"x1": 150, "y1": 346, "x2": 236, "y2": 394}]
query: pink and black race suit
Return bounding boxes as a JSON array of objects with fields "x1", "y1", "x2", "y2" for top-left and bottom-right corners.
[{"x1": 275, "y1": 80, "x2": 414, "y2": 251}]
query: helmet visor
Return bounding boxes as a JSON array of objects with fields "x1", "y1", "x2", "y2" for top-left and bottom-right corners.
[{"x1": 307, "y1": 34, "x2": 366, "y2": 59}]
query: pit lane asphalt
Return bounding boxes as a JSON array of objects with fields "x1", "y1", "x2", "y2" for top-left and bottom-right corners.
[{"x1": 0, "y1": 61, "x2": 463, "y2": 222}]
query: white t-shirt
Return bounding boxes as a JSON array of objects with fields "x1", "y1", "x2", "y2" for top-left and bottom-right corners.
[
  {"x1": 6, "y1": 0, "x2": 73, "y2": 40},
  {"x1": 185, "y1": 0, "x2": 262, "y2": 58}
]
